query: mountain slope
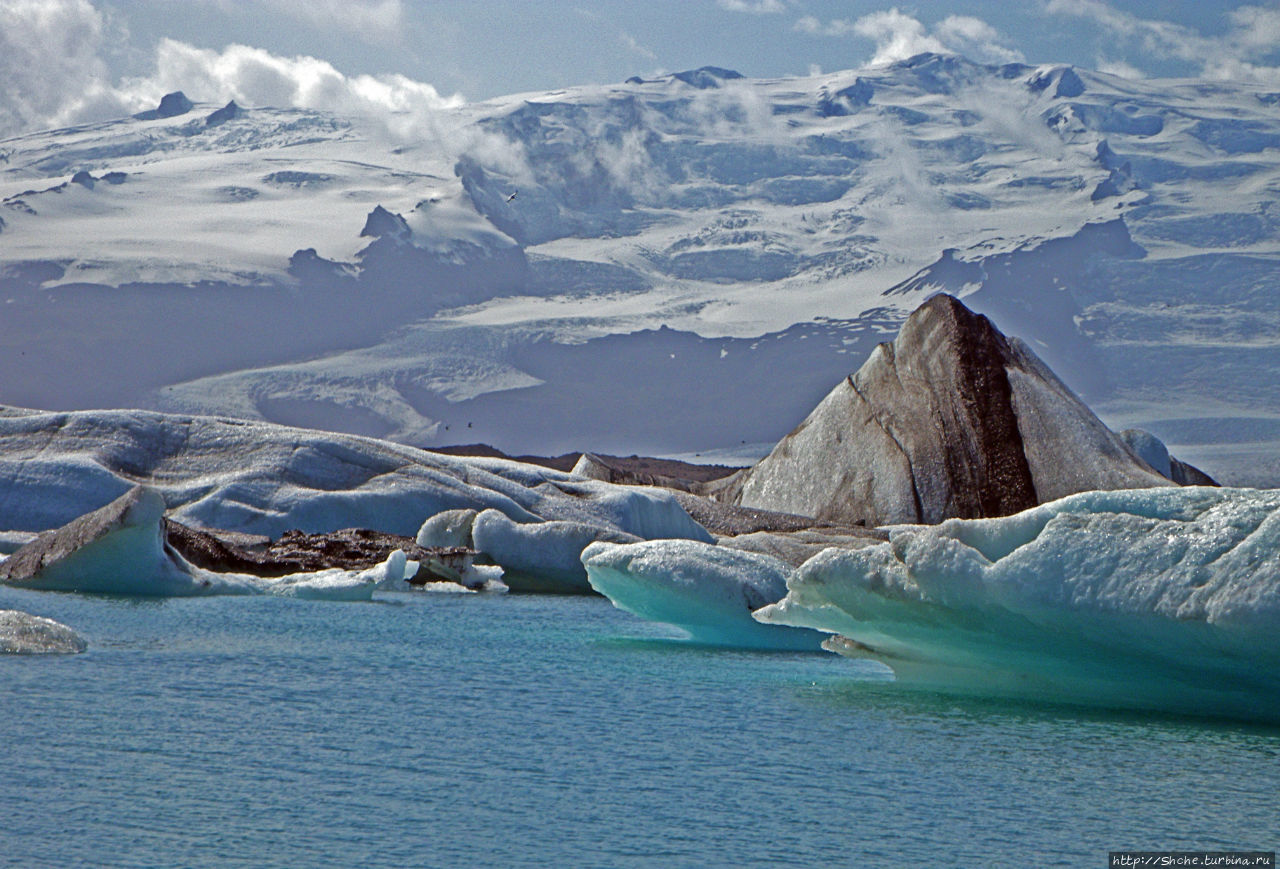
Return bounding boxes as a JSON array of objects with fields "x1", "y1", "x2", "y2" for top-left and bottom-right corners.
[{"x1": 3, "y1": 56, "x2": 1278, "y2": 482}]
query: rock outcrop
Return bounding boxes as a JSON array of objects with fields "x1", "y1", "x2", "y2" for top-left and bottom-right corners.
[
  {"x1": 133, "y1": 91, "x2": 194, "y2": 121},
  {"x1": 717, "y1": 294, "x2": 1209, "y2": 527}
]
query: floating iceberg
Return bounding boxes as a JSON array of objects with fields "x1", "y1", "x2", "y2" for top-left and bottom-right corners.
[
  {"x1": 0, "y1": 487, "x2": 413, "y2": 600},
  {"x1": 409, "y1": 480, "x2": 715, "y2": 593},
  {"x1": 0, "y1": 610, "x2": 87, "y2": 654},
  {"x1": 756, "y1": 486, "x2": 1280, "y2": 721},
  {"x1": 583, "y1": 539, "x2": 823, "y2": 650},
  {"x1": 473, "y1": 509, "x2": 643, "y2": 594}
]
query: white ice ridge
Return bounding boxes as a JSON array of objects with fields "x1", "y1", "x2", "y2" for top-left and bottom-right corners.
[
  {"x1": 0, "y1": 408, "x2": 714, "y2": 545},
  {"x1": 756, "y1": 486, "x2": 1280, "y2": 721},
  {"x1": 583, "y1": 539, "x2": 822, "y2": 650}
]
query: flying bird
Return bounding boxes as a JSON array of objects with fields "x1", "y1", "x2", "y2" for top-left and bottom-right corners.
[{"x1": 506, "y1": 191, "x2": 517, "y2": 202}]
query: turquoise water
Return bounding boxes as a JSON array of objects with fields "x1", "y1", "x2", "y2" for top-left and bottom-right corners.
[{"x1": 2, "y1": 587, "x2": 1277, "y2": 868}]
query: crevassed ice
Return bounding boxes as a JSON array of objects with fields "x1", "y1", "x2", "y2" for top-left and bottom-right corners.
[{"x1": 756, "y1": 486, "x2": 1280, "y2": 721}]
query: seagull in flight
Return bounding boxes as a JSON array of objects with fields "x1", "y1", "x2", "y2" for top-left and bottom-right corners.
[{"x1": 506, "y1": 190, "x2": 518, "y2": 202}]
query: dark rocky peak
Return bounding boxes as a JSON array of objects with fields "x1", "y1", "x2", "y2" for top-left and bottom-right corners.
[
  {"x1": 359, "y1": 204, "x2": 411, "y2": 241},
  {"x1": 135, "y1": 91, "x2": 195, "y2": 121},
  {"x1": 157, "y1": 91, "x2": 194, "y2": 117},
  {"x1": 720, "y1": 294, "x2": 1204, "y2": 527},
  {"x1": 206, "y1": 101, "x2": 243, "y2": 127},
  {"x1": 672, "y1": 67, "x2": 745, "y2": 89}
]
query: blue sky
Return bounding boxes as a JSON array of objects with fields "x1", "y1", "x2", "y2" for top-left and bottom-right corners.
[{"x1": 3, "y1": 0, "x2": 1279, "y2": 137}]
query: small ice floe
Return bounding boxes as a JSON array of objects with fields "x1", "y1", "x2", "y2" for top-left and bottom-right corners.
[
  {"x1": 380, "y1": 552, "x2": 508, "y2": 594},
  {"x1": 756, "y1": 486, "x2": 1280, "y2": 722},
  {"x1": 0, "y1": 610, "x2": 87, "y2": 654}
]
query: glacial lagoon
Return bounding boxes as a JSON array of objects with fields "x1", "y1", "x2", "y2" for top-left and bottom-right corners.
[{"x1": 3, "y1": 585, "x2": 1275, "y2": 868}]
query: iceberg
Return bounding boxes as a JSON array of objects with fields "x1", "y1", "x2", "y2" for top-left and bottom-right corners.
[
  {"x1": 583, "y1": 539, "x2": 823, "y2": 650},
  {"x1": 756, "y1": 486, "x2": 1280, "y2": 721},
  {"x1": 0, "y1": 610, "x2": 87, "y2": 654},
  {"x1": 408, "y1": 480, "x2": 715, "y2": 593},
  {"x1": 0, "y1": 487, "x2": 414, "y2": 600},
  {"x1": 472, "y1": 509, "x2": 641, "y2": 593},
  {"x1": 0, "y1": 409, "x2": 714, "y2": 547}
]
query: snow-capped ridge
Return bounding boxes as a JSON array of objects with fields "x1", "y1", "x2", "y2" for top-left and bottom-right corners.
[
  {"x1": 1028, "y1": 65, "x2": 1085, "y2": 99},
  {"x1": 2, "y1": 57, "x2": 1279, "y2": 479},
  {"x1": 625, "y1": 66, "x2": 746, "y2": 89},
  {"x1": 816, "y1": 79, "x2": 873, "y2": 117}
]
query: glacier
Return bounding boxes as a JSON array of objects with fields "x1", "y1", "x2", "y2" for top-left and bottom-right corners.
[
  {"x1": 582, "y1": 539, "x2": 822, "y2": 650},
  {"x1": 3, "y1": 56, "x2": 1279, "y2": 482},
  {"x1": 756, "y1": 486, "x2": 1280, "y2": 722}
]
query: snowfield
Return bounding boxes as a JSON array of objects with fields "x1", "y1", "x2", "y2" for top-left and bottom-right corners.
[{"x1": 2, "y1": 54, "x2": 1279, "y2": 481}]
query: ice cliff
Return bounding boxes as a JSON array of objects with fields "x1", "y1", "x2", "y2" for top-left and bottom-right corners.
[{"x1": 583, "y1": 539, "x2": 822, "y2": 650}]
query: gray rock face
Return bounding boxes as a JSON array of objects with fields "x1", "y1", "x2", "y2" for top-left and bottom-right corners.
[
  {"x1": 0, "y1": 610, "x2": 86, "y2": 654},
  {"x1": 723, "y1": 294, "x2": 1183, "y2": 526}
]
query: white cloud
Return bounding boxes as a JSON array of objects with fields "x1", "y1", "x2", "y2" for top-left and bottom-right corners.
[
  {"x1": 142, "y1": 39, "x2": 459, "y2": 112},
  {"x1": 619, "y1": 30, "x2": 657, "y2": 61},
  {"x1": 156, "y1": 0, "x2": 405, "y2": 44},
  {"x1": 0, "y1": 0, "x2": 135, "y2": 136},
  {"x1": 257, "y1": 0, "x2": 403, "y2": 41},
  {"x1": 1095, "y1": 57, "x2": 1145, "y2": 80},
  {"x1": 793, "y1": 15, "x2": 859, "y2": 37},
  {"x1": 1046, "y1": 0, "x2": 1280, "y2": 86},
  {"x1": 717, "y1": 0, "x2": 785, "y2": 13},
  {"x1": 0, "y1": 0, "x2": 462, "y2": 140},
  {"x1": 854, "y1": 9, "x2": 947, "y2": 65},
  {"x1": 796, "y1": 6, "x2": 1022, "y2": 67},
  {"x1": 934, "y1": 15, "x2": 1024, "y2": 64}
]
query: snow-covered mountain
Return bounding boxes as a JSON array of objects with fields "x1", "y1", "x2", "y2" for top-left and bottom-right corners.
[{"x1": 3, "y1": 54, "x2": 1278, "y2": 483}]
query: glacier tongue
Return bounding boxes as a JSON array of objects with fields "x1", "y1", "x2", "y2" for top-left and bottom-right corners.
[{"x1": 756, "y1": 486, "x2": 1280, "y2": 721}]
